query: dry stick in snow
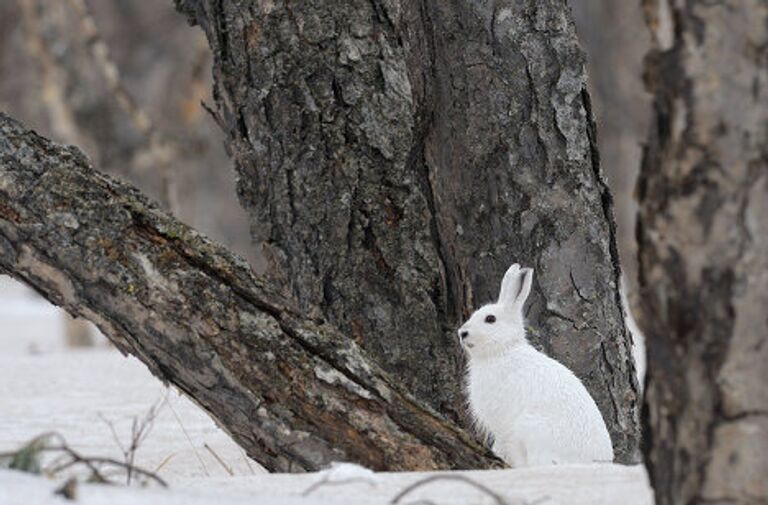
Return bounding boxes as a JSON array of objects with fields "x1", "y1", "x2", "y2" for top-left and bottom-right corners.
[
  {"x1": 390, "y1": 475, "x2": 550, "y2": 505},
  {"x1": 301, "y1": 471, "x2": 378, "y2": 497},
  {"x1": 166, "y1": 393, "x2": 210, "y2": 477},
  {"x1": 0, "y1": 432, "x2": 167, "y2": 487},
  {"x1": 45, "y1": 445, "x2": 168, "y2": 488},
  {"x1": 241, "y1": 451, "x2": 258, "y2": 475},
  {"x1": 203, "y1": 443, "x2": 234, "y2": 476},
  {"x1": 152, "y1": 453, "x2": 177, "y2": 475},
  {"x1": 98, "y1": 395, "x2": 165, "y2": 485},
  {"x1": 0, "y1": 113, "x2": 501, "y2": 472},
  {"x1": 390, "y1": 475, "x2": 509, "y2": 505}
]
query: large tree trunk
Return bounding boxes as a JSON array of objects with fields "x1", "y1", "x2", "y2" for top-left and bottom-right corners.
[
  {"x1": 639, "y1": 1, "x2": 768, "y2": 503},
  {"x1": 175, "y1": 0, "x2": 640, "y2": 462},
  {"x1": 0, "y1": 112, "x2": 500, "y2": 472}
]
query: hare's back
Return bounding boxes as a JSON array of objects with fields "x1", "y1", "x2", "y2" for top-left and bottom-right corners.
[{"x1": 507, "y1": 348, "x2": 614, "y2": 458}]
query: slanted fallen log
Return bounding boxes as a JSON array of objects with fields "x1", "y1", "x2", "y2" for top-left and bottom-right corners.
[{"x1": 0, "y1": 113, "x2": 501, "y2": 472}]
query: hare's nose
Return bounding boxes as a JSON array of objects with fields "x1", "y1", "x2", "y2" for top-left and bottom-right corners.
[{"x1": 459, "y1": 330, "x2": 469, "y2": 339}]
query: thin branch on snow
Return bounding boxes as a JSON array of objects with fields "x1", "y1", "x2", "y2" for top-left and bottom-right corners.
[
  {"x1": 302, "y1": 475, "x2": 378, "y2": 496},
  {"x1": 390, "y1": 474, "x2": 509, "y2": 505},
  {"x1": 390, "y1": 474, "x2": 551, "y2": 505},
  {"x1": 98, "y1": 395, "x2": 165, "y2": 485},
  {"x1": 167, "y1": 393, "x2": 210, "y2": 477},
  {"x1": 204, "y1": 443, "x2": 234, "y2": 476},
  {"x1": 0, "y1": 431, "x2": 167, "y2": 487},
  {"x1": 44, "y1": 445, "x2": 168, "y2": 487}
]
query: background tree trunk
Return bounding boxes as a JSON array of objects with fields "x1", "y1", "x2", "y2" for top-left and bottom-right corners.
[
  {"x1": 570, "y1": 0, "x2": 651, "y2": 293},
  {"x1": 5, "y1": 0, "x2": 261, "y2": 348},
  {"x1": 1, "y1": 0, "x2": 257, "y2": 266},
  {"x1": 639, "y1": 1, "x2": 768, "y2": 503},
  {"x1": 175, "y1": 0, "x2": 640, "y2": 462},
  {"x1": 0, "y1": 112, "x2": 501, "y2": 472}
]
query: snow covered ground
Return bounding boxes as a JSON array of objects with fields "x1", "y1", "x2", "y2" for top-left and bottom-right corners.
[{"x1": 0, "y1": 274, "x2": 655, "y2": 504}]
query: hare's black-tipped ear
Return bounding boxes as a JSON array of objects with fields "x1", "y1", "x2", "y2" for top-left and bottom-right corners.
[
  {"x1": 515, "y1": 268, "x2": 533, "y2": 307},
  {"x1": 498, "y1": 264, "x2": 533, "y2": 309}
]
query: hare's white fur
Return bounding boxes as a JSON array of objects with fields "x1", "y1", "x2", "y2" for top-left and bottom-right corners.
[{"x1": 459, "y1": 263, "x2": 614, "y2": 467}]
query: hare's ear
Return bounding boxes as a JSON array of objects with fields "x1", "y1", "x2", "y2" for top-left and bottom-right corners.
[{"x1": 498, "y1": 264, "x2": 533, "y2": 310}]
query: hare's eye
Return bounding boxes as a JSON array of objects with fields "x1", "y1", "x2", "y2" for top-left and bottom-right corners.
[{"x1": 484, "y1": 314, "x2": 496, "y2": 324}]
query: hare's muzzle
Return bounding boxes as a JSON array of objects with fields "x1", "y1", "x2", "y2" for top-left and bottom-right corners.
[{"x1": 458, "y1": 328, "x2": 474, "y2": 349}]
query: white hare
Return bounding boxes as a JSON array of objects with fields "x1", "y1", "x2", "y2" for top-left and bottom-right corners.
[{"x1": 459, "y1": 263, "x2": 614, "y2": 467}]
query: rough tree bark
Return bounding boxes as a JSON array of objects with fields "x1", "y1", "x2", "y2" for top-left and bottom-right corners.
[
  {"x1": 0, "y1": 113, "x2": 500, "y2": 472},
  {"x1": 175, "y1": 0, "x2": 640, "y2": 461},
  {"x1": 640, "y1": 1, "x2": 768, "y2": 504}
]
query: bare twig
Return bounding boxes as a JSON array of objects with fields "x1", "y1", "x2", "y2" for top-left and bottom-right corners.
[
  {"x1": 200, "y1": 100, "x2": 226, "y2": 131},
  {"x1": 390, "y1": 475, "x2": 509, "y2": 505},
  {"x1": 302, "y1": 476, "x2": 378, "y2": 496},
  {"x1": 166, "y1": 394, "x2": 210, "y2": 477},
  {"x1": 1, "y1": 432, "x2": 167, "y2": 487},
  {"x1": 98, "y1": 413, "x2": 128, "y2": 457},
  {"x1": 302, "y1": 468, "x2": 378, "y2": 497},
  {"x1": 203, "y1": 443, "x2": 234, "y2": 476},
  {"x1": 242, "y1": 450, "x2": 257, "y2": 475},
  {"x1": 152, "y1": 453, "x2": 176, "y2": 475},
  {"x1": 99, "y1": 396, "x2": 165, "y2": 485},
  {"x1": 44, "y1": 445, "x2": 167, "y2": 487}
]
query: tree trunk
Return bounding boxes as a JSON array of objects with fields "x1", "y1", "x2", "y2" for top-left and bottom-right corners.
[
  {"x1": 639, "y1": 1, "x2": 768, "y2": 503},
  {"x1": 11, "y1": 0, "x2": 258, "y2": 267},
  {"x1": 570, "y1": 0, "x2": 651, "y2": 292},
  {"x1": 0, "y1": 112, "x2": 500, "y2": 472},
  {"x1": 175, "y1": 0, "x2": 640, "y2": 462}
]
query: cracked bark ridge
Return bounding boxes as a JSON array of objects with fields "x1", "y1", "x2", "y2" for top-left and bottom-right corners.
[
  {"x1": 174, "y1": 0, "x2": 640, "y2": 463},
  {"x1": 0, "y1": 113, "x2": 502, "y2": 472},
  {"x1": 639, "y1": 1, "x2": 768, "y2": 504}
]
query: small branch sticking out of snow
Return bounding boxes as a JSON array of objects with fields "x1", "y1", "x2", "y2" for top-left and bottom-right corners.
[
  {"x1": 302, "y1": 462, "x2": 379, "y2": 496},
  {"x1": 204, "y1": 443, "x2": 234, "y2": 476},
  {"x1": 98, "y1": 395, "x2": 165, "y2": 485},
  {"x1": 390, "y1": 474, "x2": 549, "y2": 505},
  {"x1": 0, "y1": 431, "x2": 167, "y2": 488},
  {"x1": 166, "y1": 392, "x2": 210, "y2": 477}
]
